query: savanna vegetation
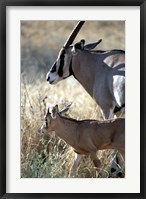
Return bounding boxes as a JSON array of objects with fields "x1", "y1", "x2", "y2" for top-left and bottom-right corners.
[{"x1": 21, "y1": 20, "x2": 125, "y2": 178}]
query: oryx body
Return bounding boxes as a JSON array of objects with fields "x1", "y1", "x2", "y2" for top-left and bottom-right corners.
[{"x1": 46, "y1": 21, "x2": 125, "y2": 119}]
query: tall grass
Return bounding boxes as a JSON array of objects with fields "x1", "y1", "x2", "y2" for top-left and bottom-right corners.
[{"x1": 21, "y1": 78, "x2": 124, "y2": 178}]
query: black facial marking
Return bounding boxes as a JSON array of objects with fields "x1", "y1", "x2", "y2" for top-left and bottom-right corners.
[
  {"x1": 69, "y1": 60, "x2": 77, "y2": 79},
  {"x1": 62, "y1": 59, "x2": 73, "y2": 80},
  {"x1": 51, "y1": 62, "x2": 57, "y2": 73},
  {"x1": 58, "y1": 49, "x2": 65, "y2": 77}
]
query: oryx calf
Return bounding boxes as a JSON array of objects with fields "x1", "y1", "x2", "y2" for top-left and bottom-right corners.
[
  {"x1": 46, "y1": 21, "x2": 125, "y2": 119},
  {"x1": 40, "y1": 105, "x2": 125, "y2": 177}
]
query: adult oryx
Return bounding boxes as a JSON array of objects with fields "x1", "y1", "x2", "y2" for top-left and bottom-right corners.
[{"x1": 46, "y1": 21, "x2": 125, "y2": 119}]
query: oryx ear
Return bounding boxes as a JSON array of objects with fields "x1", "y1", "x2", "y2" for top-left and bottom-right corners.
[
  {"x1": 84, "y1": 39, "x2": 102, "y2": 50},
  {"x1": 51, "y1": 105, "x2": 59, "y2": 119},
  {"x1": 71, "y1": 39, "x2": 85, "y2": 54}
]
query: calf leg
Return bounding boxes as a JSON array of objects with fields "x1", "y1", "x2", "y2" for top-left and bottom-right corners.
[
  {"x1": 69, "y1": 153, "x2": 82, "y2": 177},
  {"x1": 90, "y1": 152, "x2": 103, "y2": 177},
  {"x1": 90, "y1": 152, "x2": 101, "y2": 169}
]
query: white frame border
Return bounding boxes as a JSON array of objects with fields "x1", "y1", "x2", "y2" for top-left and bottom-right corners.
[{"x1": 6, "y1": 6, "x2": 140, "y2": 193}]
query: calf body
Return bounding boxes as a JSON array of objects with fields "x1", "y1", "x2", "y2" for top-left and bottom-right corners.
[{"x1": 40, "y1": 105, "x2": 125, "y2": 176}]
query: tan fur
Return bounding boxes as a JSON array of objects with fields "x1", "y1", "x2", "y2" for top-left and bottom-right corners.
[{"x1": 40, "y1": 105, "x2": 125, "y2": 176}]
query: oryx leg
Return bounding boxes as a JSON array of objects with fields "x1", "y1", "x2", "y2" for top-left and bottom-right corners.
[
  {"x1": 100, "y1": 107, "x2": 114, "y2": 120},
  {"x1": 69, "y1": 153, "x2": 82, "y2": 177},
  {"x1": 117, "y1": 150, "x2": 125, "y2": 169},
  {"x1": 109, "y1": 151, "x2": 125, "y2": 178}
]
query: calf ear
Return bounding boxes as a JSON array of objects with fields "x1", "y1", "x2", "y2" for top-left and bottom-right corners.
[
  {"x1": 60, "y1": 102, "x2": 72, "y2": 115},
  {"x1": 71, "y1": 39, "x2": 85, "y2": 54}
]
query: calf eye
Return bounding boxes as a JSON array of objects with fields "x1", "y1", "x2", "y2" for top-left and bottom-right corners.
[{"x1": 45, "y1": 118, "x2": 48, "y2": 128}]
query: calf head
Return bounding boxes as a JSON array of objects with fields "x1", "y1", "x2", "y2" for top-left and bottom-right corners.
[{"x1": 39, "y1": 105, "x2": 59, "y2": 134}]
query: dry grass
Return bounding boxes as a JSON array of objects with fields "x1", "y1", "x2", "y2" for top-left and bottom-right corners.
[
  {"x1": 21, "y1": 20, "x2": 125, "y2": 178},
  {"x1": 21, "y1": 20, "x2": 125, "y2": 82}
]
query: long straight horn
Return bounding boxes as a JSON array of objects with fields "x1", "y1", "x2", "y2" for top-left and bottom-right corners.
[{"x1": 63, "y1": 21, "x2": 85, "y2": 49}]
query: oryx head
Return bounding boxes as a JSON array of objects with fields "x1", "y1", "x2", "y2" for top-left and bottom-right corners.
[
  {"x1": 46, "y1": 21, "x2": 102, "y2": 84},
  {"x1": 46, "y1": 21, "x2": 85, "y2": 84}
]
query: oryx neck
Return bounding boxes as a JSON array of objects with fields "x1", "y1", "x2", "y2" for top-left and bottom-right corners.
[{"x1": 71, "y1": 52, "x2": 96, "y2": 97}]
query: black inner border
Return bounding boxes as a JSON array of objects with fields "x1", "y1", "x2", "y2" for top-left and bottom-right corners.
[{"x1": 0, "y1": 0, "x2": 145, "y2": 199}]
